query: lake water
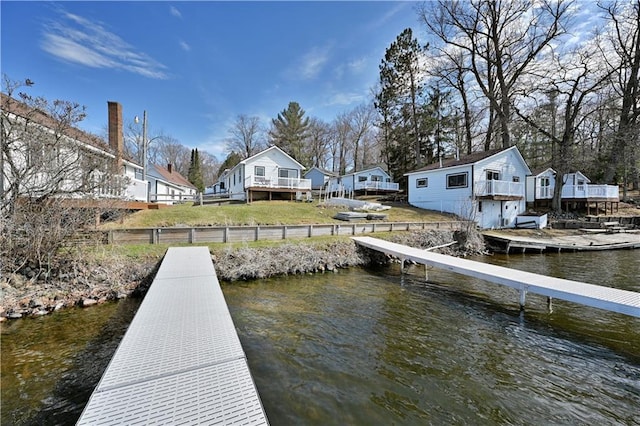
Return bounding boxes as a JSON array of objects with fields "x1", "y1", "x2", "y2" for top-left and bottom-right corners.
[{"x1": 2, "y1": 250, "x2": 639, "y2": 425}]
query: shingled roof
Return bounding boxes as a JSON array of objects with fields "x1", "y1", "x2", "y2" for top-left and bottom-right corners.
[
  {"x1": 1, "y1": 92, "x2": 140, "y2": 167},
  {"x1": 406, "y1": 147, "x2": 510, "y2": 174},
  {"x1": 150, "y1": 164, "x2": 196, "y2": 189}
]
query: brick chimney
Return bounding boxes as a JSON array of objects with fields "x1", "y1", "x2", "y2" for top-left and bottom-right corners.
[
  {"x1": 107, "y1": 101, "x2": 123, "y2": 171},
  {"x1": 167, "y1": 163, "x2": 173, "y2": 173}
]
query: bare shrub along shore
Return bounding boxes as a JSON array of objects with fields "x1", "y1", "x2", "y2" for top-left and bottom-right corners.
[{"x1": 0, "y1": 229, "x2": 485, "y2": 320}]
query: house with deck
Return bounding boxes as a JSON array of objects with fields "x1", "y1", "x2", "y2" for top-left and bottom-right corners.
[
  {"x1": 221, "y1": 146, "x2": 311, "y2": 202},
  {"x1": 1, "y1": 93, "x2": 147, "y2": 203},
  {"x1": 327, "y1": 166, "x2": 399, "y2": 196},
  {"x1": 527, "y1": 169, "x2": 619, "y2": 214},
  {"x1": 304, "y1": 166, "x2": 337, "y2": 190},
  {"x1": 146, "y1": 163, "x2": 197, "y2": 204},
  {"x1": 405, "y1": 146, "x2": 531, "y2": 229}
]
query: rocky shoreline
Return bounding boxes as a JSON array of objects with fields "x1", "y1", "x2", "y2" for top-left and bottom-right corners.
[{"x1": 0, "y1": 230, "x2": 485, "y2": 321}]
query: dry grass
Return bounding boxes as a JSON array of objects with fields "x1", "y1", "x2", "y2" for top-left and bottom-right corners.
[{"x1": 100, "y1": 199, "x2": 457, "y2": 229}]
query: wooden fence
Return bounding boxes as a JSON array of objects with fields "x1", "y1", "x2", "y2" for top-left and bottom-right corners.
[{"x1": 104, "y1": 221, "x2": 466, "y2": 245}]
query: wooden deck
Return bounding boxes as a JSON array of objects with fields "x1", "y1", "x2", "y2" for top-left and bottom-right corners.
[
  {"x1": 483, "y1": 230, "x2": 640, "y2": 253},
  {"x1": 352, "y1": 236, "x2": 640, "y2": 318},
  {"x1": 77, "y1": 247, "x2": 268, "y2": 425}
]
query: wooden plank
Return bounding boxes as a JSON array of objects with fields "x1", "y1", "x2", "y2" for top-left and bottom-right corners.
[{"x1": 352, "y1": 236, "x2": 640, "y2": 318}]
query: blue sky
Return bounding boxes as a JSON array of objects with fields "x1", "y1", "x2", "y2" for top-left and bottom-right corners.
[{"x1": 1, "y1": 1, "x2": 423, "y2": 160}]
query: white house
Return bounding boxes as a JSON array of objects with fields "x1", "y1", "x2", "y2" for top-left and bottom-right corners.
[
  {"x1": 327, "y1": 166, "x2": 399, "y2": 196},
  {"x1": 526, "y1": 167, "x2": 556, "y2": 207},
  {"x1": 303, "y1": 166, "x2": 337, "y2": 190},
  {"x1": 1, "y1": 93, "x2": 147, "y2": 203},
  {"x1": 146, "y1": 163, "x2": 197, "y2": 204},
  {"x1": 205, "y1": 168, "x2": 230, "y2": 195},
  {"x1": 527, "y1": 169, "x2": 619, "y2": 214},
  {"x1": 220, "y1": 146, "x2": 311, "y2": 202},
  {"x1": 405, "y1": 146, "x2": 531, "y2": 229}
]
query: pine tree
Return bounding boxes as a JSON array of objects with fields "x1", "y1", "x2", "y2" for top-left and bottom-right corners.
[
  {"x1": 188, "y1": 148, "x2": 204, "y2": 192},
  {"x1": 269, "y1": 101, "x2": 310, "y2": 165}
]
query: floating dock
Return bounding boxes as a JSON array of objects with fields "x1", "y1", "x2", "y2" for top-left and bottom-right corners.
[
  {"x1": 77, "y1": 247, "x2": 268, "y2": 425},
  {"x1": 483, "y1": 230, "x2": 640, "y2": 253},
  {"x1": 353, "y1": 236, "x2": 640, "y2": 318}
]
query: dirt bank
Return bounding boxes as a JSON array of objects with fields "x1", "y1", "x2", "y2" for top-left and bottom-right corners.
[{"x1": 0, "y1": 230, "x2": 485, "y2": 320}]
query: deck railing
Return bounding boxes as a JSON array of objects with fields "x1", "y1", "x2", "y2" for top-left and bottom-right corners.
[
  {"x1": 561, "y1": 184, "x2": 619, "y2": 200},
  {"x1": 475, "y1": 179, "x2": 524, "y2": 197},
  {"x1": 246, "y1": 175, "x2": 311, "y2": 190},
  {"x1": 354, "y1": 181, "x2": 400, "y2": 191}
]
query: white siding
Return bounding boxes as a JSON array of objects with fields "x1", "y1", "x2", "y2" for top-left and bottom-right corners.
[{"x1": 407, "y1": 165, "x2": 474, "y2": 218}]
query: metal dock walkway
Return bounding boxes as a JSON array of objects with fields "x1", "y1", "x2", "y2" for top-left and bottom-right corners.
[
  {"x1": 78, "y1": 247, "x2": 268, "y2": 425},
  {"x1": 353, "y1": 237, "x2": 640, "y2": 318}
]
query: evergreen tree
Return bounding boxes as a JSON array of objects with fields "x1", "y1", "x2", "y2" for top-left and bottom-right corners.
[
  {"x1": 187, "y1": 148, "x2": 204, "y2": 192},
  {"x1": 217, "y1": 151, "x2": 242, "y2": 177},
  {"x1": 375, "y1": 28, "x2": 429, "y2": 182},
  {"x1": 269, "y1": 101, "x2": 310, "y2": 165}
]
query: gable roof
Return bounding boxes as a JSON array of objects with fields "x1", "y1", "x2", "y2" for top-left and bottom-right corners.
[
  {"x1": 530, "y1": 167, "x2": 556, "y2": 177},
  {"x1": 238, "y1": 145, "x2": 305, "y2": 170},
  {"x1": 304, "y1": 166, "x2": 337, "y2": 177},
  {"x1": 405, "y1": 146, "x2": 530, "y2": 175},
  {"x1": 1, "y1": 92, "x2": 141, "y2": 167},
  {"x1": 341, "y1": 165, "x2": 390, "y2": 177},
  {"x1": 149, "y1": 164, "x2": 196, "y2": 189}
]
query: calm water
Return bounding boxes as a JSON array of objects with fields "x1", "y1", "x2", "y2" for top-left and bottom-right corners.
[{"x1": 2, "y1": 250, "x2": 639, "y2": 425}]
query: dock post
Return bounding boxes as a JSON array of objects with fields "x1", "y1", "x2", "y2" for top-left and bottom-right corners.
[
  {"x1": 547, "y1": 297, "x2": 553, "y2": 313},
  {"x1": 400, "y1": 258, "x2": 406, "y2": 274},
  {"x1": 519, "y1": 286, "x2": 527, "y2": 310},
  {"x1": 425, "y1": 264, "x2": 429, "y2": 281}
]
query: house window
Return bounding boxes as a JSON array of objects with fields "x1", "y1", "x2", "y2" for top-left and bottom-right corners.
[
  {"x1": 512, "y1": 176, "x2": 520, "y2": 182},
  {"x1": 255, "y1": 166, "x2": 265, "y2": 176},
  {"x1": 486, "y1": 170, "x2": 500, "y2": 180},
  {"x1": 447, "y1": 172, "x2": 468, "y2": 189},
  {"x1": 220, "y1": 182, "x2": 225, "y2": 190},
  {"x1": 279, "y1": 168, "x2": 297, "y2": 178},
  {"x1": 371, "y1": 175, "x2": 382, "y2": 182},
  {"x1": 478, "y1": 201, "x2": 482, "y2": 212},
  {"x1": 416, "y1": 178, "x2": 428, "y2": 188},
  {"x1": 358, "y1": 176, "x2": 367, "y2": 182}
]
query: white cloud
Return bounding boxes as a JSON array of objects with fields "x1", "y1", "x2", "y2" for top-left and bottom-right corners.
[
  {"x1": 170, "y1": 6, "x2": 182, "y2": 19},
  {"x1": 41, "y1": 11, "x2": 169, "y2": 79},
  {"x1": 179, "y1": 40, "x2": 191, "y2": 52},
  {"x1": 293, "y1": 45, "x2": 332, "y2": 80},
  {"x1": 324, "y1": 91, "x2": 365, "y2": 107}
]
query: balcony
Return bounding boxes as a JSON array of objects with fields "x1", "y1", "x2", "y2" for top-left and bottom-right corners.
[
  {"x1": 534, "y1": 186, "x2": 553, "y2": 199},
  {"x1": 475, "y1": 179, "x2": 524, "y2": 199},
  {"x1": 562, "y1": 184, "x2": 619, "y2": 200},
  {"x1": 246, "y1": 175, "x2": 311, "y2": 190},
  {"x1": 354, "y1": 181, "x2": 400, "y2": 192}
]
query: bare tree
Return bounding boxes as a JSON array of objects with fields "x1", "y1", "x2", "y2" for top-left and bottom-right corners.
[
  {"x1": 306, "y1": 118, "x2": 332, "y2": 169},
  {"x1": 514, "y1": 46, "x2": 614, "y2": 211},
  {"x1": 226, "y1": 114, "x2": 265, "y2": 159},
  {"x1": 599, "y1": 0, "x2": 640, "y2": 193},
  {"x1": 419, "y1": 0, "x2": 572, "y2": 149},
  {"x1": 150, "y1": 137, "x2": 191, "y2": 175},
  {"x1": 1, "y1": 76, "x2": 118, "y2": 277}
]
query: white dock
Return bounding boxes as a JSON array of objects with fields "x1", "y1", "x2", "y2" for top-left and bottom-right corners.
[
  {"x1": 353, "y1": 237, "x2": 640, "y2": 318},
  {"x1": 77, "y1": 247, "x2": 268, "y2": 425}
]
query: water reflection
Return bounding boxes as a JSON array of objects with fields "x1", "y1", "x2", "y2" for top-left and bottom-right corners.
[{"x1": 1, "y1": 250, "x2": 639, "y2": 425}]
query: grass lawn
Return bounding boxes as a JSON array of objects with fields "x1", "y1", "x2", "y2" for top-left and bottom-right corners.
[{"x1": 100, "y1": 200, "x2": 457, "y2": 229}]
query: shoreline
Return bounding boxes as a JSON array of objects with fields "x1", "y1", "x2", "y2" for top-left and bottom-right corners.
[
  {"x1": 0, "y1": 230, "x2": 482, "y2": 321},
  {"x1": 3, "y1": 227, "x2": 638, "y2": 322}
]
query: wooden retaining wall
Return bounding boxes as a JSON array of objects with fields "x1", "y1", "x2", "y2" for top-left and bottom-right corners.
[{"x1": 105, "y1": 221, "x2": 464, "y2": 245}]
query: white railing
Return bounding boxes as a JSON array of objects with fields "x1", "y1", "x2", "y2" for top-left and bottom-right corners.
[
  {"x1": 246, "y1": 175, "x2": 311, "y2": 190},
  {"x1": 562, "y1": 184, "x2": 619, "y2": 199},
  {"x1": 149, "y1": 192, "x2": 195, "y2": 204},
  {"x1": 354, "y1": 181, "x2": 400, "y2": 191},
  {"x1": 475, "y1": 180, "x2": 524, "y2": 197},
  {"x1": 561, "y1": 184, "x2": 619, "y2": 200},
  {"x1": 587, "y1": 184, "x2": 619, "y2": 199},
  {"x1": 535, "y1": 186, "x2": 553, "y2": 199}
]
